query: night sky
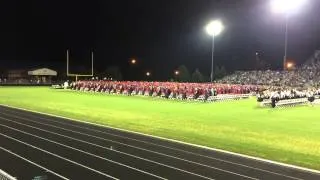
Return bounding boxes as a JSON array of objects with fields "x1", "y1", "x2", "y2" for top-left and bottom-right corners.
[{"x1": 1, "y1": 0, "x2": 320, "y2": 80}]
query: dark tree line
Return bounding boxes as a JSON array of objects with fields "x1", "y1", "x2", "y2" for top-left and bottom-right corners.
[
  {"x1": 174, "y1": 65, "x2": 227, "y2": 82},
  {"x1": 57, "y1": 64, "x2": 227, "y2": 82}
]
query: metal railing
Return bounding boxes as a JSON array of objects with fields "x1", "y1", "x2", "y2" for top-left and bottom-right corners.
[{"x1": 0, "y1": 169, "x2": 16, "y2": 180}]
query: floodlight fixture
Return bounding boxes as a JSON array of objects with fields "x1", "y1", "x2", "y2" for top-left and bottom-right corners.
[
  {"x1": 206, "y1": 20, "x2": 224, "y2": 37},
  {"x1": 271, "y1": 0, "x2": 307, "y2": 14}
]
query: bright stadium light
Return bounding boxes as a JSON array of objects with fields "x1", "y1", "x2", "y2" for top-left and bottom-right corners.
[
  {"x1": 271, "y1": 0, "x2": 307, "y2": 14},
  {"x1": 205, "y1": 20, "x2": 224, "y2": 82},
  {"x1": 146, "y1": 72, "x2": 151, "y2": 76},
  {"x1": 271, "y1": 0, "x2": 307, "y2": 70},
  {"x1": 206, "y1": 20, "x2": 223, "y2": 37},
  {"x1": 287, "y1": 62, "x2": 293, "y2": 68},
  {"x1": 174, "y1": 70, "x2": 179, "y2": 75}
]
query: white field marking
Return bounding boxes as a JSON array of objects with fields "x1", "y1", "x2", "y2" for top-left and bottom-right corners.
[
  {"x1": 0, "y1": 146, "x2": 70, "y2": 180},
  {"x1": 0, "y1": 123, "x2": 167, "y2": 180},
  {"x1": 1, "y1": 104, "x2": 320, "y2": 176},
  {"x1": 0, "y1": 132, "x2": 119, "y2": 180},
  {"x1": 0, "y1": 118, "x2": 224, "y2": 180},
  {"x1": 0, "y1": 113, "x2": 301, "y2": 180}
]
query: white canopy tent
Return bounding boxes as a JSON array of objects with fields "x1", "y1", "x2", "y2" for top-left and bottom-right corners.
[
  {"x1": 27, "y1": 68, "x2": 57, "y2": 83},
  {"x1": 28, "y1": 68, "x2": 57, "y2": 76}
]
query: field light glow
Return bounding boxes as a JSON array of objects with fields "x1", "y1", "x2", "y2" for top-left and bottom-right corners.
[
  {"x1": 271, "y1": 0, "x2": 307, "y2": 14},
  {"x1": 206, "y1": 20, "x2": 223, "y2": 36},
  {"x1": 131, "y1": 59, "x2": 136, "y2": 64},
  {"x1": 287, "y1": 62, "x2": 294, "y2": 68}
]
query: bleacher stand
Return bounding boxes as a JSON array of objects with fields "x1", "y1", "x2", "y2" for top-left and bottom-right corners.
[{"x1": 218, "y1": 50, "x2": 320, "y2": 88}]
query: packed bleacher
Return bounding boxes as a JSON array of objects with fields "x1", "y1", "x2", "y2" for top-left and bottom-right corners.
[
  {"x1": 218, "y1": 51, "x2": 320, "y2": 88},
  {"x1": 218, "y1": 68, "x2": 320, "y2": 87},
  {"x1": 214, "y1": 50, "x2": 320, "y2": 107},
  {"x1": 69, "y1": 81, "x2": 259, "y2": 102}
]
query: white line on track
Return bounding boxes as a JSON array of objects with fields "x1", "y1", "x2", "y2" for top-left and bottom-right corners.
[
  {"x1": 0, "y1": 146, "x2": 70, "y2": 180},
  {"x1": 0, "y1": 116, "x2": 251, "y2": 180},
  {"x1": 2, "y1": 104, "x2": 319, "y2": 176},
  {"x1": 0, "y1": 123, "x2": 168, "y2": 180},
  {"x1": 0, "y1": 111, "x2": 304, "y2": 180},
  {"x1": 0, "y1": 132, "x2": 119, "y2": 180},
  {"x1": 0, "y1": 114, "x2": 259, "y2": 180}
]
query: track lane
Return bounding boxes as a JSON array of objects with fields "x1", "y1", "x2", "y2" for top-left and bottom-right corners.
[
  {"x1": 0, "y1": 146, "x2": 68, "y2": 180},
  {"x1": 1, "y1": 108, "x2": 315, "y2": 180},
  {"x1": 0, "y1": 117, "x2": 219, "y2": 180},
  {"x1": 0, "y1": 134, "x2": 116, "y2": 180},
  {"x1": 1, "y1": 105, "x2": 320, "y2": 180},
  {"x1": 0, "y1": 124, "x2": 166, "y2": 180},
  {"x1": 0, "y1": 113, "x2": 267, "y2": 180}
]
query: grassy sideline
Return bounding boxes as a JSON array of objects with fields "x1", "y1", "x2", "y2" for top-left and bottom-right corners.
[{"x1": 0, "y1": 87, "x2": 320, "y2": 170}]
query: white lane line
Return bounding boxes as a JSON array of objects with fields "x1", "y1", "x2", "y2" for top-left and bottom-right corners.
[
  {"x1": 0, "y1": 111, "x2": 303, "y2": 180},
  {"x1": 0, "y1": 117, "x2": 221, "y2": 180},
  {"x1": 0, "y1": 146, "x2": 70, "y2": 180},
  {"x1": 0, "y1": 115, "x2": 258, "y2": 180},
  {"x1": 0, "y1": 132, "x2": 119, "y2": 180},
  {"x1": 0, "y1": 169, "x2": 16, "y2": 180},
  {"x1": 3, "y1": 105, "x2": 319, "y2": 176},
  {"x1": 0, "y1": 123, "x2": 168, "y2": 180}
]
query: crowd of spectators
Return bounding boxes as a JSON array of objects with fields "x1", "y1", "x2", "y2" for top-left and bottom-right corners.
[
  {"x1": 218, "y1": 67, "x2": 320, "y2": 88},
  {"x1": 70, "y1": 81, "x2": 258, "y2": 100},
  {"x1": 218, "y1": 53, "x2": 320, "y2": 88}
]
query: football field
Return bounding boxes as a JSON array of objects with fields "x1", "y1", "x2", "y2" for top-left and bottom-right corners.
[{"x1": 0, "y1": 87, "x2": 319, "y2": 170}]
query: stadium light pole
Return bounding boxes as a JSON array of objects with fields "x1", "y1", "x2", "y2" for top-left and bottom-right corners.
[
  {"x1": 206, "y1": 20, "x2": 223, "y2": 82},
  {"x1": 271, "y1": 0, "x2": 307, "y2": 70}
]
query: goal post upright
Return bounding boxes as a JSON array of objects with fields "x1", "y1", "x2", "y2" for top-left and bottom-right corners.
[
  {"x1": 66, "y1": 49, "x2": 70, "y2": 76},
  {"x1": 66, "y1": 49, "x2": 94, "y2": 81},
  {"x1": 91, "y1": 51, "x2": 94, "y2": 76}
]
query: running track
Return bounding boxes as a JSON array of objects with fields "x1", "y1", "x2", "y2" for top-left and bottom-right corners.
[{"x1": 0, "y1": 105, "x2": 319, "y2": 180}]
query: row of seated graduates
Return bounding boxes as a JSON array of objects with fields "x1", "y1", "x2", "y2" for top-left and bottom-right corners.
[{"x1": 69, "y1": 81, "x2": 264, "y2": 101}]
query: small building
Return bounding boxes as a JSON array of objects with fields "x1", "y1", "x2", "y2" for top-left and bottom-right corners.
[
  {"x1": 7, "y1": 69, "x2": 28, "y2": 79},
  {"x1": 5, "y1": 68, "x2": 57, "y2": 84},
  {"x1": 28, "y1": 68, "x2": 58, "y2": 83}
]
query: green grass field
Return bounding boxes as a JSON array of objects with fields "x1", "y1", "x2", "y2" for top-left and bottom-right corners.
[{"x1": 0, "y1": 87, "x2": 320, "y2": 170}]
